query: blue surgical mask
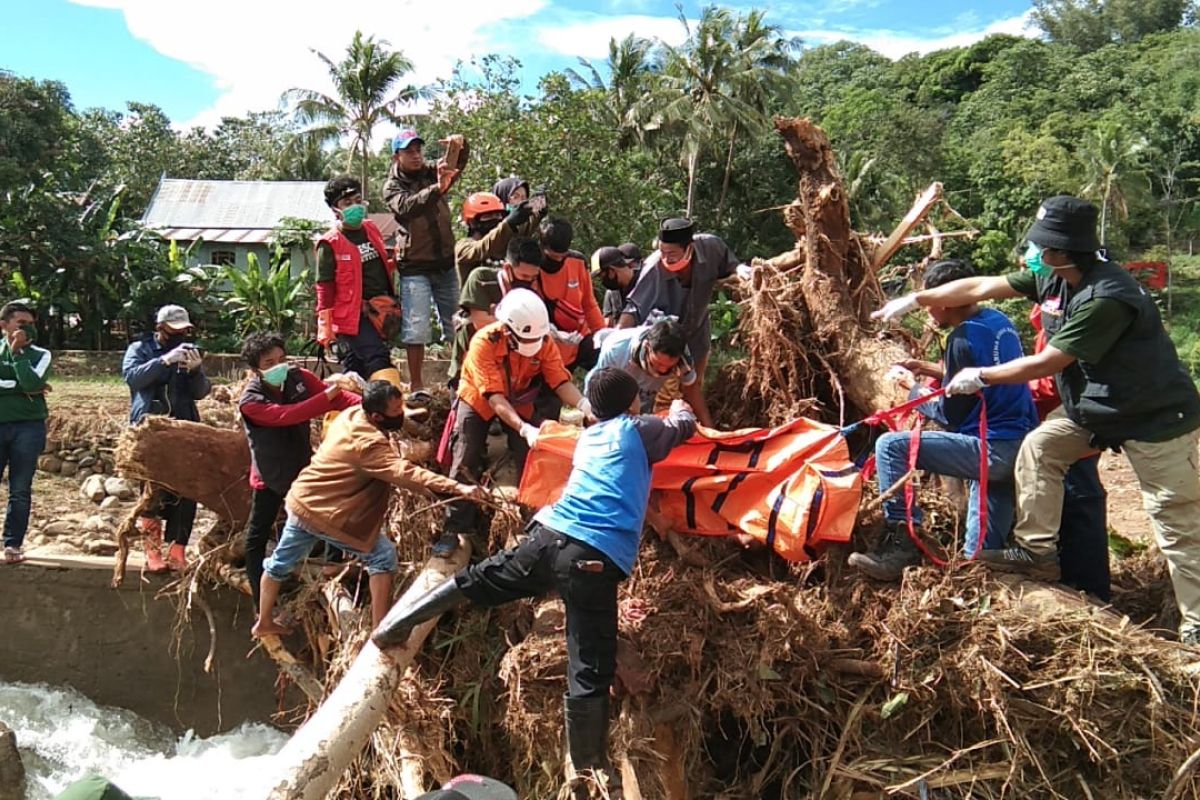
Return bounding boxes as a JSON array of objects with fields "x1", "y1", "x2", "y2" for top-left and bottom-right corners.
[
  {"x1": 261, "y1": 363, "x2": 290, "y2": 387},
  {"x1": 1024, "y1": 242, "x2": 1051, "y2": 279}
]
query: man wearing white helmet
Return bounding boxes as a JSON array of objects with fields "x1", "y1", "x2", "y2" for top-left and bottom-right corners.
[{"x1": 440, "y1": 288, "x2": 591, "y2": 557}]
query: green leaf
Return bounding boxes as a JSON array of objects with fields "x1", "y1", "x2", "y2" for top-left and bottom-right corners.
[
  {"x1": 881, "y1": 691, "x2": 909, "y2": 720},
  {"x1": 757, "y1": 663, "x2": 782, "y2": 681}
]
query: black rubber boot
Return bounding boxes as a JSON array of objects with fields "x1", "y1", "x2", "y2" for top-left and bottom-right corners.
[
  {"x1": 564, "y1": 694, "x2": 621, "y2": 799},
  {"x1": 371, "y1": 578, "x2": 467, "y2": 650},
  {"x1": 847, "y1": 521, "x2": 922, "y2": 581}
]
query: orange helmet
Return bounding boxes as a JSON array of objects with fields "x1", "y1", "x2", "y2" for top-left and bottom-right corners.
[{"x1": 462, "y1": 192, "x2": 505, "y2": 223}]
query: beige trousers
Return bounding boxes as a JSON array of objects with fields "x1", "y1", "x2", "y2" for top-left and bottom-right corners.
[{"x1": 1013, "y1": 407, "x2": 1200, "y2": 634}]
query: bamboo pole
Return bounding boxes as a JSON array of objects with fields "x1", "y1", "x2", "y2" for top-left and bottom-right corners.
[{"x1": 264, "y1": 543, "x2": 471, "y2": 800}]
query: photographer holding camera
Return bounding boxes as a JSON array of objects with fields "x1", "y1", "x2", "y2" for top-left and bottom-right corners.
[{"x1": 121, "y1": 304, "x2": 211, "y2": 571}]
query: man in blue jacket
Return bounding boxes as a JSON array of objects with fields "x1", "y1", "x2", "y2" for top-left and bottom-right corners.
[
  {"x1": 121, "y1": 304, "x2": 211, "y2": 571},
  {"x1": 850, "y1": 259, "x2": 1039, "y2": 581},
  {"x1": 371, "y1": 368, "x2": 696, "y2": 794}
]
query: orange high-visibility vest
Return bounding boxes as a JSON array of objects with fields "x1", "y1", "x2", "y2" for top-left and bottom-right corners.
[{"x1": 518, "y1": 418, "x2": 861, "y2": 562}]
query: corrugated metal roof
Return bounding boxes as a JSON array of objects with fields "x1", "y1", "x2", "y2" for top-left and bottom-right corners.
[
  {"x1": 141, "y1": 179, "x2": 331, "y2": 232},
  {"x1": 155, "y1": 227, "x2": 277, "y2": 244}
]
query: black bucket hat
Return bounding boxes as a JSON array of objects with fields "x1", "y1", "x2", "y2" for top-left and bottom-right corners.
[{"x1": 1025, "y1": 195, "x2": 1102, "y2": 252}]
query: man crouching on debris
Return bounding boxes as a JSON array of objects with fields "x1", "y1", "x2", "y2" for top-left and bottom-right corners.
[
  {"x1": 872, "y1": 196, "x2": 1200, "y2": 644},
  {"x1": 850, "y1": 259, "x2": 1039, "y2": 580},
  {"x1": 372, "y1": 368, "x2": 696, "y2": 796},
  {"x1": 252, "y1": 380, "x2": 486, "y2": 638}
]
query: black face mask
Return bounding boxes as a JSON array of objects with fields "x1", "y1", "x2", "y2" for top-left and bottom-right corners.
[
  {"x1": 374, "y1": 413, "x2": 406, "y2": 431},
  {"x1": 471, "y1": 218, "x2": 501, "y2": 237},
  {"x1": 511, "y1": 278, "x2": 535, "y2": 291},
  {"x1": 162, "y1": 333, "x2": 189, "y2": 349},
  {"x1": 601, "y1": 274, "x2": 622, "y2": 291},
  {"x1": 541, "y1": 255, "x2": 566, "y2": 275}
]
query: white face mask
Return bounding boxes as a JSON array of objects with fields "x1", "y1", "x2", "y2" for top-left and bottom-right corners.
[{"x1": 515, "y1": 338, "x2": 542, "y2": 358}]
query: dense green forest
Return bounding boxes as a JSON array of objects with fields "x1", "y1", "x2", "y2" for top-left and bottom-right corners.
[{"x1": 2, "y1": 0, "x2": 1199, "y2": 350}]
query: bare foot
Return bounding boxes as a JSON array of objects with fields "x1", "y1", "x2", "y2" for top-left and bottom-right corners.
[{"x1": 251, "y1": 617, "x2": 292, "y2": 638}]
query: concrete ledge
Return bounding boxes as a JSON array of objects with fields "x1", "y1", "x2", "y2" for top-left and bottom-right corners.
[{"x1": 0, "y1": 562, "x2": 292, "y2": 735}]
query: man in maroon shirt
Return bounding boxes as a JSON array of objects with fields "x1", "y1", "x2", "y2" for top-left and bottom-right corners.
[{"x1": 237, "y1": 332, "x2": 361, "y2": 610}]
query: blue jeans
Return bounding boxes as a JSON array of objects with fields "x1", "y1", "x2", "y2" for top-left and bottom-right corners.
[
  {"x1": 399, "y1": 270, "x2": 460, "y2": 345},
  {"x1": 0, "y1": 420, "x2": 47, "y2": 549},
  {"x1": 876, "y1": 431, "x2": 1022, "y2": 557},
  {"x1": 263, "y1": 514, "x2": 397, "y2": 580}
]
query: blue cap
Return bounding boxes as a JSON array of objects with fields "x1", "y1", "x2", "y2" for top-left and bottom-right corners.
[{"x1": 391, "y1": 129, "x2": 424, "y2": 153}]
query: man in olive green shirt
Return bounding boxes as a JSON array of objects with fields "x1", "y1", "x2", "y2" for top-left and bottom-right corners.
[
  {"x1": 448, "y1": 237, "x2": 543, "y2": 386},
  {"x1": 873, "y1": 195, "x2": 1200, "y2": 643}
]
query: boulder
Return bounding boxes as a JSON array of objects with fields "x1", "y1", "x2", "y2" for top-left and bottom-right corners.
[
  {"x1": 81, "y1": 474, "x2": 107, "y2": 503},
  {"x1": 104, "y1": 477, "x2": 135, "y2": 500},
  {"x1": 83, "y1": 514, "x2": 114, "y2": 534},
  {"x1": 37, "y1": 455, "x2": 62, "y2": 473},
  {"x1": 0, "y1": 722, "x2": 25, "y2": 800},
  {"x1": 83, "y1": 538, "x2": 118, "y2": 556},
  {"x1": 77, "y1": 468, "x2": 94, "y2": 482},
  {"x1": 78, "y1": 455, "x2": 98, "y2": 468},
  {"x1": 60, "y1": 461, "x2": 78, "y2": 477},
  {"x1": 99, "y1": 496, "x2": 124, "y2": 511},
  {"x1": 40, "y1": 520, "x2": 74, "y2": 537}
]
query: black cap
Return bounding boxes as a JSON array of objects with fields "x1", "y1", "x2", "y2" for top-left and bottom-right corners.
[
  {"x1": 658, "y1": 218, "x2": 695, "y2": 246},
  {"x1": 591, "y1": 246, "x2": 629, "y2": 273},
  {"x1": 414, "y1": 775, "x2": 517, "y2": 800},
  {"x1": 587, "y1": 367, "x2": 640, "y2": 419},
  {"x1": 618, "y1": 242, "x2": 642, "y2": 262},
  {"x1": 1026, "y1": 196, "x2": 1102, "y2": 252}
]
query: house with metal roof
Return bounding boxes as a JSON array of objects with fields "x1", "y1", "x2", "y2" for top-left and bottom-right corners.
[{"x1": 140, "y1": 178, "x2": 400, "y2": 273}]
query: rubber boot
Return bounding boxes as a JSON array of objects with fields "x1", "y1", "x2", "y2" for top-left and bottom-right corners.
[
  {"x1": 371, "y1": 577, "x2": 467, "y2": 650},
  {"x1": 167, "y1": 542, "x2": 188, "y2": 572},
  {"x1": 847, "y1": 521, "x2": 922, "y2": 581},
  {"x1": 139, "y1": 517, "x2": 168, "y2": 574},
  {"x1": 564, "y1": 694, "x2": 620, "y2": 799}
]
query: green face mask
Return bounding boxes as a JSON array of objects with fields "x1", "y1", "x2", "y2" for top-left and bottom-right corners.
[
  {"x1": 1024, "y1": 242, "x2": 1052, "y2": 279},
  {"x1": 19, "y1": 325, "x2": 36, "y2": 344},
  {"x1": 261, "y1": 363, "x2": 290, "y2": 388},
  {"x1": 340, "y1": 204, "x2": 367, "y2": 228}
]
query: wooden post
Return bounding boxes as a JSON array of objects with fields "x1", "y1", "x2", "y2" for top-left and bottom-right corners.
[{"x1": 264, "y1": 545, "x2": 471, "y2": 800}]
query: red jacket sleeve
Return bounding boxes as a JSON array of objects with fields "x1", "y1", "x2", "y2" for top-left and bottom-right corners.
[
  {"x1": 299, "y1": 367, "x2": 361, "y2": 411},
  {"x1": 315, "y1": 281, "x2": 335, "y2": 312}
]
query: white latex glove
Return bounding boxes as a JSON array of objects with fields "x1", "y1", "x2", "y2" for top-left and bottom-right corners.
[
  {"x1": 945, "y1": 367, "x2": 986, "y2": 396},
  {"x1": 735, "y1": 263, "x2": 757, "y2": 282},
  {"x1": 577, "y1": 398, "x2": 593, "y2": 419},
  {"x1": 520, "y1": 422, "x2": 541, "y2": 449},
  {"x1": 550, "y1": 326, "x2": 584, "y2": 346},
  {"x1": 871, "y1": 293, "x2": 920, "y2": 323},
  {"x1": 161, "y1": 345, "x2": 190, "y2": 365},
  {"x1": 327, "y1": 371, "x2": 367, "y2": 392}
]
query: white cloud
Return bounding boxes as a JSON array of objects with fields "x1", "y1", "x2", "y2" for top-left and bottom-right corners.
[
  {"x1": 69, "y1": 0, "x2": 549, "y2": 129},
  {"x1": 533, "y1": 13, "x2": 689, "y2": 59},
  {"x1": 794, "y1": 11, "x2": 1035, "y2": 60}
]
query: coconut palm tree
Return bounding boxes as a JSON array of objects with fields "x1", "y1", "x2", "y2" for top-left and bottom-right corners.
[
  {"x1": 1079, "y1": 120, "x2": 1149, "y2": 245},
  {"x1": 566, "y1": 34, "x2": 657, "y2": 146},
  {"x1": 284, "y1": 31, "x2": 427, "y2": 199}
]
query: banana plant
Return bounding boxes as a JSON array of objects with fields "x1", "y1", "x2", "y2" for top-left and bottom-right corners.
[{"x1": 217, "y1": 247, "x2": 311, "y2": 335}]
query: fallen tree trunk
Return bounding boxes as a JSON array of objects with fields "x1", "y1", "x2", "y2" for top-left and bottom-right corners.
[{"x1": 265, "y1": 545, "x2": 471, "y2": 800}]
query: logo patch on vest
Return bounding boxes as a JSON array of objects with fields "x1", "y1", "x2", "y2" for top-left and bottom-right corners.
[
  {"x1": 1041, "y1": 295, "x2": 1063, "y2": 317},
  {"x1": 567, "y1": 279, "x2": 580, "y2": 289}
]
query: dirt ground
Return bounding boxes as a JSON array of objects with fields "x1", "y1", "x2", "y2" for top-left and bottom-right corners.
[{"x1": 0, "y1": 377, "x2": 1159, "y2": 562}]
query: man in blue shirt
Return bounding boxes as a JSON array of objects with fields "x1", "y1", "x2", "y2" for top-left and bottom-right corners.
[
  {"x1": 586, "y1": 319, "x2": 697, "y2": 415},
  {"x1": 121, "y1": 304, "x2": 211, "y2": 571},
  {"x1": 849, "y1": 260, "x2": 1039, "y2": 581},
  {"x1": 371, "y1": 368, "x2": 696, "y2": 792}
]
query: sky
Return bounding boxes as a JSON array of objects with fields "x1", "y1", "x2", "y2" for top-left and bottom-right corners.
[{"x1": 1, "y1": 0, "x2": 1036, "y2": 130}]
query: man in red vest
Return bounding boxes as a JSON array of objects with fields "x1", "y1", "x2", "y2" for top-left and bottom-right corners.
[{"x1": 315, "y1": 176, "x2": 404, "y2": 389}]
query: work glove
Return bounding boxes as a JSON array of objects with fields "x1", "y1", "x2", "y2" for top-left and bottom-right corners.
[
  {"x1": 577, "y1": 398, "x2": 594, "y2": 420},
  {"x1": 944, "y1": 367, "x2": 986, "y2": 396},
  {"x1": 520, "y1": 422, "x2": 541, "y2": 449},
  {"x1": 871, "y1": 293, "x2": 920, "y2": 324},
  {"x1": 735, "y1": 263, "x2": 758, "y2": 282},
  {"x1": 162, "y1": 345, "x2": 190, "y2": 366},
  {"x1": 550, "y1": 325, "x2": 584, "y2": 346},
  {"x1": 505, "y1": 201, "x2": 532, "y2": 230}
]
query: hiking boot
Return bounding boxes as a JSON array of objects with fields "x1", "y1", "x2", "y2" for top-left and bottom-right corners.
[
  {"x1": 977, "y1": 546, "x2": 1060, "y2": 581},
  {"x1": 848, "y1": 522, "x2": 922, "y2": 581}
]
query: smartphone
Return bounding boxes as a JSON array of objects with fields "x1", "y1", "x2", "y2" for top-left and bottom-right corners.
[{"x1": 530, "y1": 192, "x2": 548, "y2": 214}]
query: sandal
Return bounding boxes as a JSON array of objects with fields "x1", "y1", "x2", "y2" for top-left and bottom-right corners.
[{"x1": 4, "y1": 547, "x2": 26, "y2": 565}]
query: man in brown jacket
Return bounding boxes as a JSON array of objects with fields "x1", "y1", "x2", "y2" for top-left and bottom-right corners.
[
  {"x1": 252, "y1": 381, "x2": 484, "y2": 637},
  {"x1": 384, "y1": 129, "x2": 467, "y2": 405}
]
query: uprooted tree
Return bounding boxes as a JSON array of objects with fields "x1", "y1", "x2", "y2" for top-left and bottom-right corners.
[{"x1": 114, "y1": 117, "x2": 1200, "y2": 799}]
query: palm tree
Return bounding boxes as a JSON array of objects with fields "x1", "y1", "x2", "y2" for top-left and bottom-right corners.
[
  {"x1": 631, "y1": 8, "x2": 796, "y2": 219},
  {"x1": 1079, "y1": 120, "x2": 1149, "y2": 245},
  {"x1": 566, "y1": 34, "x2": 656, "y2": 145},
  {"x1": 284, "y1": 31, "x2": 427, "y2": 198}
]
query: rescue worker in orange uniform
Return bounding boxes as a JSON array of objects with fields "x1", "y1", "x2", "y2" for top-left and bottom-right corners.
[
  {"x1": 537, "y1": 217, "x2": 607, "y2": 372},
  {"x1": 437, "y1": 289, "x2": 592, "y2": 557}
]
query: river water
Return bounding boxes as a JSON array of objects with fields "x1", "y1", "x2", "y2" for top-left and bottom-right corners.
[{"x1": 0, "y1": 682, "x2": 286, "y2": 800}]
